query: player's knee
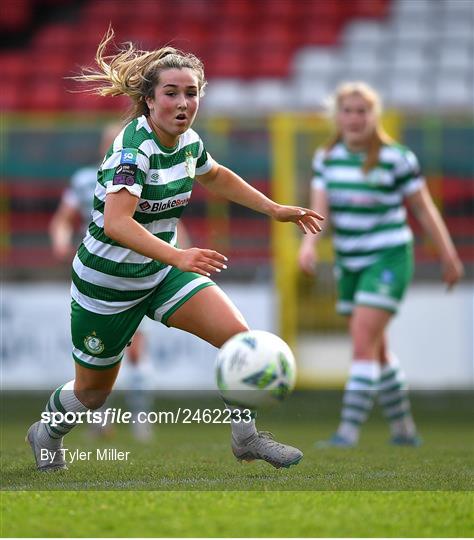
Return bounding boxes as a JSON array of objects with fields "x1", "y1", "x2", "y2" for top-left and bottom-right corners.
[
  {"x1": 217, "y1": 320, "x2": 250, "y2": 348},
  {"x1": 75, "y1": 389, "x2": 111, "y2": 410}
]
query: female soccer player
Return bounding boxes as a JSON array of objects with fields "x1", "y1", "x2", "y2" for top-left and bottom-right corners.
[
  {"x1": 299, "y1": 82, "x2": 463, "y2": 447},
  {"x1": 50, "y1": 123, "x2": 157, "y2": 442},
  {"x1": 27, "y1": 28, "x2": 323, "y2": 471}
]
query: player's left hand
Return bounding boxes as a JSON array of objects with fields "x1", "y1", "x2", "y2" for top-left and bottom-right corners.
[{"x1": 272, "y1": 205, "x2": 324, "y2": 234}]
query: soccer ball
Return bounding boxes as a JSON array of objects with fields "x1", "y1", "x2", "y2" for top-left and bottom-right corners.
[{"x1": 215, "y1": 330, "x2": 297, "y2": 409}]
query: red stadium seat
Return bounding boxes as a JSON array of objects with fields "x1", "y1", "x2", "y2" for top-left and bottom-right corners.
[
  {"x1": 248, "y1": 45, "x2": 293, "y2": 78},
  {"x1": 205, "y1": 49, "x2": 248, "y2": 79},
  {"x1": 351, "y1": 0, "x2": 389, "y2": 19},
  {"x1": 254, "y1": 0, "x2": 298, "y2": 22},
  {"x1": 1, "y1": 51, "x2": 29, "y2": 81},
  {"x1": 13, "y1": 0, "x2": 393, "y2": 104},
  {"x1": 0, "y1": 0, "x2": 31, "y2": 31},
  {"x1": 24, "y1": 82, "x2": 65, "y2": 111},
  {"x1": 297, "y1": 19, "x2": 342, "y2": 46},
  {"x1": 29, "y1": 51, "x2": 71, "y2": 80},
  {"x1": 219, "y1": 0, "x2": 253, "y2": 20},
  {"x1": 0, "y1": 80, "x2": 25, "y2": 110},
  {"x1": 31, "y1": 23, "x2": 75, "y2": 52},
  {"x1": 256, "y1": 21, "x2": 298, "y2": 49}
]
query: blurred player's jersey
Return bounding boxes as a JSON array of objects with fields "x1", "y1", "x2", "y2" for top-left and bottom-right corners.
[
  {"x1": 71, "y1": 115, "x2": 214, "y2": 315},
  {"x1": 62, "y1": 166, "x2": 97, "y2": 226},
  {"x1": 312, "y1": 142, "x2": 424, "y2": 271}
]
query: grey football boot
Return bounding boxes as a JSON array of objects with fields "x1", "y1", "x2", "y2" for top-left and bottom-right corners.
[
  {"x1": 26, "y1": 421, "x2": 67, "y2": 472},
  {"x1": 232, "y1": 431, "x2": 303, "y2": 469}
]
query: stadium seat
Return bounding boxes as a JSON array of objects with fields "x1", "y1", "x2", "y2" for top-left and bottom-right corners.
[
  {"x1": 389, "y1": 18, "x2": 437, "y2": 47},
  {"x1": 292, "y1": 47, "x2": 342, "y2": 78},
  {"x1": 391, "y1": 0, "x2": 433, "y2": 17},
  {"x1": 0, "y1": 80, "x2": 25, "y2": 110},
  {"x1": 293, "y1": 77, "x2": 331, "y2": 110},
  {"x1": 29, "y1": 51, "x2": 71, "y2": 80},
  {"x1": 257, "y1": 22, "x2": 298, "y2": 50},
  {"x1": 351, "y1": 0, "x2": 389, "y2": 19},
  {"x1": 31, "y1": 23, "x2": 75, "y2": 52},
  {"x1": 387, "y1": 76, "x2": 427, "y2": 108},
  {"x1": 342, "y1": 46, "x2": 384, "y2": 75},
  {"x1": 0, "y1": 0, "x2": 31, "y2": 31},
  {"x1": 439, "y1": 19, "x2": 474, "y2": 41},
  {"x1": 246, "y1": 79, "x2": 292, "y2": 112},
  {"x1": 1, "y1": 51, "x2": 28, "y2": 81},
  {"x1": 201, "y1": 80, "x2": 249, "y2": 112},
  {"x1": 24, "y1": 82, "x2": 65, "y2": 111},
  {"x1": 219, "y1": 0, "x2": 253, "y2": 20},
  {"x1": 433, "y1": 77, "x2": 474, "y2": 108},
  {"x1": 205, "y1": 49, "x2": 248, "y2": 79},
  {"x1": 343, "y1": 20, "x2": 387, "y2": 47},
  {"x1": 438, "y1": 44, "x2": 474, "y2": 72},
  {"x1": 248, "y1": 46, "x2": 293, "y2": 78},
  {"x1": 258, "y1": 0, "x2": 295, "y2": 18},
  {"x1": 390, "y1": 45, "x2": 433, "y2": 75},
  {"x1": 297, "y1": 19, "x2": 341, "y2": 46}
]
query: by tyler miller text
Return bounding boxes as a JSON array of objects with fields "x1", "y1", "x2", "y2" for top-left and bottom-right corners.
[{"x1": 41, "y1": 448, "x2": 130, "y2": 464}]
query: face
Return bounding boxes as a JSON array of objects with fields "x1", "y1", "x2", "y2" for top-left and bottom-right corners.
[
  {"x1": 145, "y1": 68, "x2": 200, "y2": 147},
  {"x1": 336, "y1": 93, "x2": 377, "y2": 149}
]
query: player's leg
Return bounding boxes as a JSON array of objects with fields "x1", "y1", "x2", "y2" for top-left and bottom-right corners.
[
  {"x1": 377, "y1": 335, "x2": 420, "y2": 445},
  {"x1": 166, "y1": 284, "x2": 249, "y2": 346},
  {"x1": 149, "y1": 268, "x2": 303, "y2": 468},
  {"x1": 27, "y1": 362, "x2": 122, "y2": 472},
  {"x1": 331, "y1": 244, "x2": 415, "y2": 447},
  {"x1": 27, "y1": 300, "x2": 142, "y2": 471},
  {"x1": 318, "y1": 265, "x2": 365, "y2": 447},
  {"x1": 124, "y1": 330, "x2": 154, "y2": 441},
  {"x1": 168, "y1": 285, "x2": 303, "y2": 468},
  {"x1": 330, "y1": 305, "x2": 391, "y2": 446}
]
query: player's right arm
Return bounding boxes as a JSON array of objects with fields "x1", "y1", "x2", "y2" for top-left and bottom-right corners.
[
  {"x1": 298, "y1": 186, "x2": 329, "y2": 275},
  {"x1": 103, "y1": 189, "x2": 226, "y2": 277},
  {"x1": 298, "y1": 149, "x2": 329, "y2": 276},
  {"x1": 49, "y1": 196, "x2": 81, "y2": 261}
]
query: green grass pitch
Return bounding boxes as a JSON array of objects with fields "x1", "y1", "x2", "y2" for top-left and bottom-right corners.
[{"x1": 1, "y1": 391, "x2": 473, "y2": 537}]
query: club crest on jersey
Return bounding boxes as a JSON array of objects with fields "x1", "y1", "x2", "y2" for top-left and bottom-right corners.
[
  {"x1": 84, "y1": 332, "x2": 105, "y2": 355},
  {"x1": 184, "y1": 151, "x2": 196, "y2": 178}
]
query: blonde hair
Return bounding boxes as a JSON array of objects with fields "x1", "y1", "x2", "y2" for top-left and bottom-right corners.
[
  {"x1": 71, "y1": 26, "x2": 207, "y2": 122},
  {"x1": 323, "y1": 81, "x2": 394, "y2": 173}
]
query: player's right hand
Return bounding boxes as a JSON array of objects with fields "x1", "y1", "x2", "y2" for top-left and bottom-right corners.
[
  {"x1": 298, "y1": 241, "x2": 317, "y2": 276},
  {"x1": 52, "y1": 243, "x2": 74, "y2": 262},
  {"x1": 175, "y1": 248, "x2": 228, "y2": 277},
  {"x1": 442, "y1": 254, "x2": 464, "y2": 290}
]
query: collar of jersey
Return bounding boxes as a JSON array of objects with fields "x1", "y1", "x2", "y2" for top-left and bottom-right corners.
[
  {"x1": 147, "y1": 119, "x2": 180, "y2": 154},
  {"x1": 342, "y1": 141, "x2": 365, "y2": 158}
]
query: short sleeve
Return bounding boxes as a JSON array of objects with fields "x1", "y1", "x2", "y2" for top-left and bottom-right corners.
[
  {"x1": 100, "y1": 125, "x2": 150, "y2": 198},
  {"x1": 311, "y1": 149, "x2": 326, "y2": 191},
  {"x1": 394, "y1": 148, "x2": 425, "y2": 197},
  {"x1": 62, "y1": 168, "x2": 88, "y2": 208},
  {"x1": 61, "y1": 186, "x2": 78, "y2": 208},
  {"x1": 195, "y1": 140, "x2": 215, "y2": 175}
]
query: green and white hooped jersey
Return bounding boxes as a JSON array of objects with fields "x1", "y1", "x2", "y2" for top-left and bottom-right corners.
[
  {"x1": 311, "y1": 142, "x2": 424, "y2": 271},
  {"x1": 71, "y1": 115, "x2": 214, "y2": 315},
  {"x1": 62, "y1": 165, "x2": 97, "y2": 225}
]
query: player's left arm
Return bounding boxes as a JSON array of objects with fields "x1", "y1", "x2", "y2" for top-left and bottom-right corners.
[
  {"x1": 406, "y1": 184, "x2": 464, "y2": 288},
  {"x1": 197, "y1": 162, "x2": 324, "y2": 235}
]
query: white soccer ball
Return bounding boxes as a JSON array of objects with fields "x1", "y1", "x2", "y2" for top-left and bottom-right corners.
[{"x1": 215, "y1": 330, "x2": 297, "y2": 409}]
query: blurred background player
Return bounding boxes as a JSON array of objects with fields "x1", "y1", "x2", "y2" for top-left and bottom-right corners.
[
  {"x1": 299, "y1": 82, "x2": 464, "y2": 447},
  {"x1": 49, "y1": 123, "x2": 154, "y2": 441}
]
